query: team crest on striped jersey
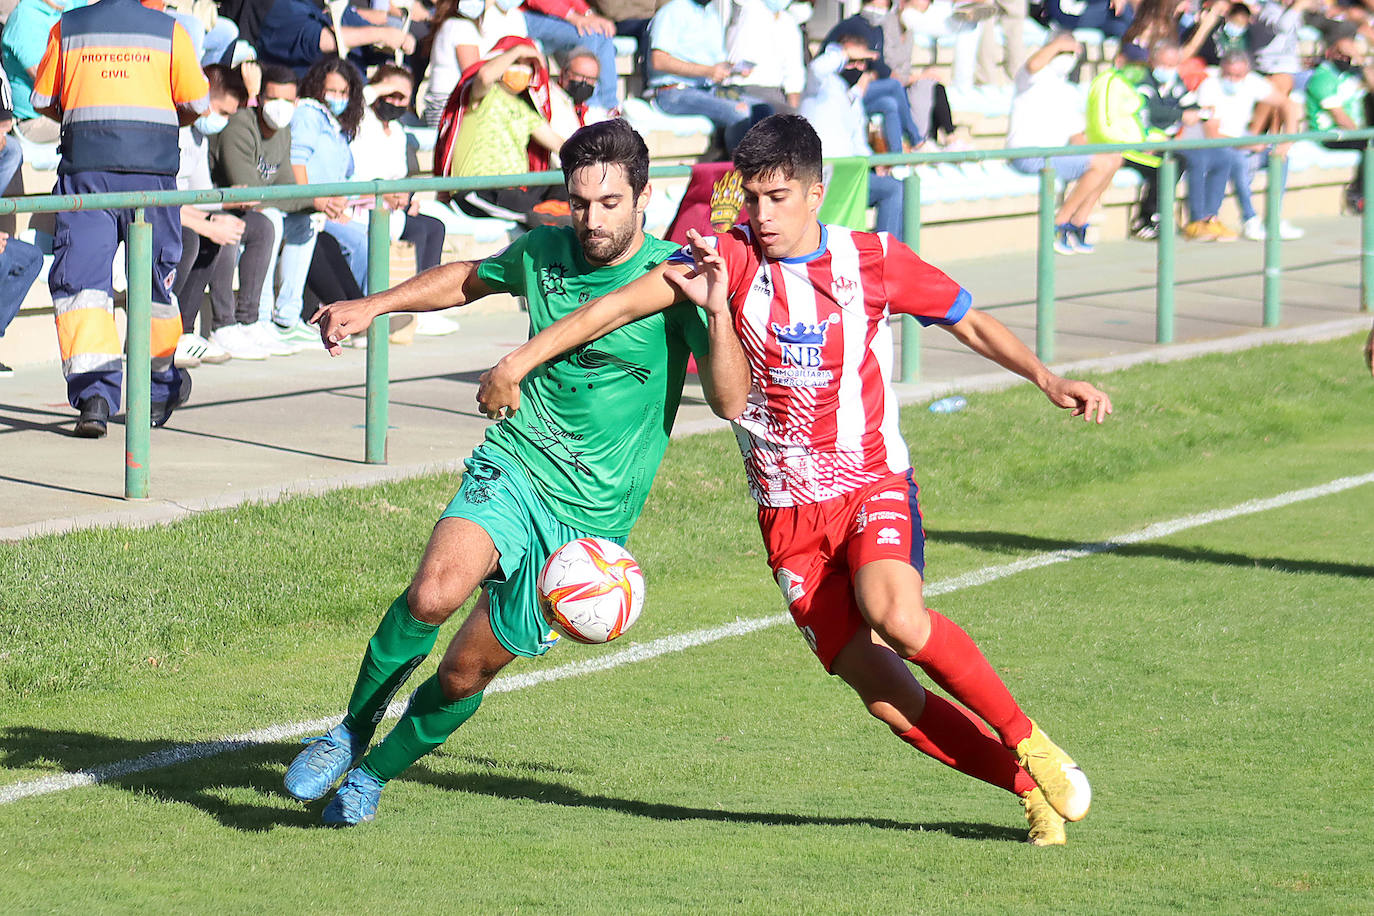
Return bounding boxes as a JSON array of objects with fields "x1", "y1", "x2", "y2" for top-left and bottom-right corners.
[{"x1": 830, "y1": 275, "x2": 859, "y2": 306}]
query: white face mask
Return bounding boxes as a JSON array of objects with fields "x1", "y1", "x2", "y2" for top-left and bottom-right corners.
[
  {"x1": 1047, "y1": 54, "x2": 1075, "y2": 79},
  {"x1": 788, "y1": 1, "x2": 813, "y2": 24},
  {"x1": 900, "y1": 7, "x2": 923, "y2": 30},
  {"x1": 262, "y1": 98, "x2": 297, "y2": 131},
  {"x1": 457, "y1": 0, "x2": 483, "y2": 17},
  {"x1": 494, "y1": 0, "x2": 521, "y2": 10}
]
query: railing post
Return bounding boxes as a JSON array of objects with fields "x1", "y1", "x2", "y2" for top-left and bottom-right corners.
[
  {"x1": 1036, "y1": 163, "x2": 1056, "y2": 361},
  {"x1": 1263, "y1": 150, "x2": 1283, "y2": 327},
  {"x1": 1156, "y1": 153, "x2": 1177, "y2": 344},
  {"x1": 365, "y1": 200, "x2": 391, "y2": 464},
  {"x1": 125, "y1": 209, "x2": 153, "y2": 499},
  {"x1": 900, "y1": 168, "x2": 921, "y2": 382},
  {"x1": 1363, "y1": 141, "x2": 1373, "y2": 313}
]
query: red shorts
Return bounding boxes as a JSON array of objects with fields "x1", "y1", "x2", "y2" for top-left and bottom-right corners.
[{"x1": 758, "y1": 470, "x2": 925, "y2": 673}]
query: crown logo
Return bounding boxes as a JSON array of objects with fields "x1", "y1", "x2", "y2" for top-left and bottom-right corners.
[
  {"x1": 709, "y1": 169, "x2": 745, "y2": 231},
  {"x1": 771, "y1": 313, "x2": 839, "y2": 345}
]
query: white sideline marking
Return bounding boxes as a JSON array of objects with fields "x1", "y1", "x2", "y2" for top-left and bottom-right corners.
[{"x1": 3, "y1": 472, "x2": 1372, "y2": 806}]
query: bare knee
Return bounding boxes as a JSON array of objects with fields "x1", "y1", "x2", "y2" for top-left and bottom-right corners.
[
  {"x1": 407, "y1": 572, "x2": 470, "y2": 626},
  {"x1": 866, "y1": 601, "x2": 932, "y2": 659},
  {"x1": 436, "y1": 652, "x2": 502, "y2": 701}
]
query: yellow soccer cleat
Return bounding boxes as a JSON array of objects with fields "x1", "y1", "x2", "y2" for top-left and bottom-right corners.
[
  {"x1": 1020, "y1": 787, "x2": 1066, "y2": 846},
  {"x1": 1016, "y1": 721, "x2": 1091, "y2": 821}
]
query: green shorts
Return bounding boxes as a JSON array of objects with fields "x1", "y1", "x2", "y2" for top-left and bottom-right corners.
[{"x1": 439, "y1": 446, "x2": 624, "y2": 658}]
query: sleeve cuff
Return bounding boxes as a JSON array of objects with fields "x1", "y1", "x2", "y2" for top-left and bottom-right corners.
[{"x1": 918, "y1": 286, "x2": 971, "y2": 327}]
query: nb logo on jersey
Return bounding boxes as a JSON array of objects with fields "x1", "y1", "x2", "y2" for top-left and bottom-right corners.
[{"x1": 773, "y1": 314, "x2": 838, "y2": 370}]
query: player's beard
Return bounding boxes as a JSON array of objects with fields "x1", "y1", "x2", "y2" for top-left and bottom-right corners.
[{"x1": 577, "y1": 215, "x2": 637, "y2": 267}]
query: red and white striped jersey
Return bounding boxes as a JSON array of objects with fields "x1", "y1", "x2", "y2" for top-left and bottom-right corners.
[{"x1": 678, "y1": 223, "x2": 971, "y2": 508}]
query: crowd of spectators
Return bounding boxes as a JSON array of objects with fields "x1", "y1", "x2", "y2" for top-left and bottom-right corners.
[{"x1": 0, "y1": 0, "x2": 1369, "y2": 388}]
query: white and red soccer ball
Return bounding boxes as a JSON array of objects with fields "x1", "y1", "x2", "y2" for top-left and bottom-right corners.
[{"x1": 537, "y1": 537, "x2": 645, "y2": 644}]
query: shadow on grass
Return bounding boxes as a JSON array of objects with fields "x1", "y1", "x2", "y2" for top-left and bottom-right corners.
[
  {"x1": 0, "y1": 728, "x2": 1025, "y2": 843},
  {"x1": 928, "y1": 528, "x2": 1374, "y2": 580},
  {"x1": 405, "y1": 763, "x2": 1026, "y2": 844}
]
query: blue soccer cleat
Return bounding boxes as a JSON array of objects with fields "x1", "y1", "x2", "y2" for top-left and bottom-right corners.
[
  {"x1": 284, "y1": 721, "x2": 366, "y2": 802},
  {"x1": 321, "y1": 767, "x2": 385, "y2": 826}
]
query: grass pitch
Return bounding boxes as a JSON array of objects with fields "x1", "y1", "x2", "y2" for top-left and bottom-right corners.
[{"x1": 2, "y1": 334, "x2": 1372, "y2": 914}]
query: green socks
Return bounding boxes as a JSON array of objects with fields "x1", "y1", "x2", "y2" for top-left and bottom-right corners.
[
  {"x1": 360, "y1": 675, "x2": 484, "y2": 782},
  {"x1": 342, "y1": 592, "x2": 440, "y2": 743}
]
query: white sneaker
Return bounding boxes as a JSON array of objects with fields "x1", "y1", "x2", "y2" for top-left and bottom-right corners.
[
  {"x1": 210, "y1": 325, "x2": 269, "y2": 360},
  {"x1": 245, "y1": 320, "x2": 300, "y2": 355},
  {"x1": 415, "y1": 312, "x2": 460, "y2": 336},
  {"x1": 1279, "y1": 220, "x2": 1304, "y2": 240},
  {"x1": 1242, "y1": 216, "x2": 1265, "y2": 241},
  {"x1": 174, "y1": 333, "x2": 206, "y2": 368},
  {"x1": 199, "y1": 333, "x2": 232, "y2": 364}
]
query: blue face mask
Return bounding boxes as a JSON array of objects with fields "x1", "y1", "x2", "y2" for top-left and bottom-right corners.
[
  {"x1": 494, "y1": 0, "x2": 522, "y2": 10},
  {"x1": 763, "y1": 0, "x2": 789, "y2": 10},
  {"x1": 326, "y1": 96, "x2": 348, "y2": 116},
  {"x1": 195, "y1": 111, "x2": 229, "y2": 135},
  {"x1": 1152, "y1": 67, "x2": 1176, "y2": 85}
]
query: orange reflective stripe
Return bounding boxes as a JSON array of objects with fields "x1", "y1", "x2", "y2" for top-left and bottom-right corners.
[
  {"x1": 56, "y1": 307, "x2": 121, "y2": 362},
  {"x1": 150, "y1": 313, "x2": 181, "y2": 359},
  {"x1": 31, "y1": 23, "x2": 62, "y2": 110}
]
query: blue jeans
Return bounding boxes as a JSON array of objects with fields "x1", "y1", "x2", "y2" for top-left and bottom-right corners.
[
  {"x1": 0, "y1": 236, "x2": 42, "y2": 338},
  {"x1": 273, "y1": 212, "x2": 318, "y2": 327},
  {"x1": 654, "y1": 86, "x2": 771, "y2": 153},
  {"x1": 524, "y1": 11, "x2": 619, "y2": 109},
  {"x1": 0, "y1": 135, "x2": 22, "y2": 195},
  {"x1": 869, "y1": 172, "x2": 904, "y2": 240},
  {"x1": 323, "y1": 217, "x2": 368, "y2": 293},
  {"x1": 1182, "y1": 148, "x2": 1230, "y2": 223},
  {"x1": 864, "y1": 78, "x2": 923, "y2": 152}
]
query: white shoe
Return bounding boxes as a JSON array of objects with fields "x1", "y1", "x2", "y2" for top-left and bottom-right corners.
[
  {"x1": 415, "y1": 312, "x2": 460, "y2": 336},
  {"x1": 199, "y1": 334, "x2": 232, "y2": 364},
  {"x1": 174, "y1": 333, "x2": 206, "y2": 368},
  {"x1": 1279, "y1": 220, "x2": 1304, "y2": 240},
  {"x1": 1241, "y1": 216, "x2": 1266, "y2": 241},
  {"x1": 210, "y1": 325, "x2": 269, "y2": 360},
  {"x1": 245, "y1": 320, "x2": 299, "y2": 355}
]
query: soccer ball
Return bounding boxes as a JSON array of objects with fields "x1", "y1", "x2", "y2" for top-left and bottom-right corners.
[{"x1": 537, "y1": 537, "x2": 645, "y2": 644}]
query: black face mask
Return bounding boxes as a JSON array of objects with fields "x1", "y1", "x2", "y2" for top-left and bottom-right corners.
[
  {"x1": 839, "y1": 66, "x2": 864, "y2": 88},
  {"x1": 690, "y1": 0, "x2": 711, "y2": 6},
  {"x1": 1330, "y1": 55, "x2": 1358, "y2": 73},
  {"x1": 373, "y1": 99, "x2": 406, "y2": 122},
  {"x1": 565, "y1": 79, "x2": 595, "y2": 106}
]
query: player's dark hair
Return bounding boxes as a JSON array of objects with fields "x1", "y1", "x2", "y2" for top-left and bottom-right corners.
[
  {"x1": 258, "y1": 63, "x2": 298, "y2": 92},
  {"x1": 732, "y1": 114, "x2": 823, "y2": 188},
  {"x1": 559, "y1": 118, "x2": 650, "y2": 199}
]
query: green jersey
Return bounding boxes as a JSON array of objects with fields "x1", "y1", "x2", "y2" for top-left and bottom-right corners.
[
  {"x1": 477, "y1": 226, "x2": 708, "y2": 537},
  {"x1": 1305, "y1": 61, "x2": 1367, "y2": 133}
]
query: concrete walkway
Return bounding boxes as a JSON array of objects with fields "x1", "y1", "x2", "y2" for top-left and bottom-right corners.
[{"x1": 2, "y1": 216, "x2": 1369, "y2": 541}]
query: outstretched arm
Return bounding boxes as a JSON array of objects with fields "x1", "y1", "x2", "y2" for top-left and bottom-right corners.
[
  {"x1": 940, "y1": 308, "x2": 1113, "y2": 422},
  {"x1": 313, "y1": 260, "x2": 492, "y2": 356},
  {"x1": 664, "y1": 229, "x2": 750, "y2": 420},
  {"x1": 476, "y1": 264, "x2": 687, "y2": 418}
]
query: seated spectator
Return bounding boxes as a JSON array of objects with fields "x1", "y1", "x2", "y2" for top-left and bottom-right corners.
[
  {"x1": 647, "y1": 0, "x2": 773, "y2": 155},
  {"x1": 890, "y1": 0, "x2": 986, "y2": 99},
  {"x1": 1182, "y1": 0, "x2": 1258, "y2": 82},
  {"x1": 1195, "y1": 50, "x2": 1301, "y2": 240},
  {"x1": 293, "y1": 57, "x2": 370, "y2": 292},
  {"x1": 351, "y1": 64, "x2": 448, "y2": 277},
  {"x1": 1087, "y1": 41, "x2": 1198, "y2": 239},
  {"x1": 0, "y1": 70, "x2": 22, "y2": 196},
  {"x1": 1008, "y1": 32, "x2": 1123, "y2": 253},
  {"x1": 436, "y1": 36, "x2": 570, "y2": 225},
  {"x1": 1, "y1": 0, "x2": 66, "y2": 145},
  {"x1": 1044, "y1": 0, "x2": 1135, "y2": 39},
  {"x1": 521, "y1": 0, "x2": 621, "y2": 115},
  {"x1": 1305, "y1": 30, "x2": 1373, "y2": 213},
  {"x1": 173, "y1": 64, "x2": 249, "y2": 367},
  {"x1": 726, "y1": 0, "x2": 807, "y2": 113},
  {"x1": 422, "y1": 0, "x2": 529, "y2": 127},
  {"x1": 1251, "y1": 0, "x2": 1310, "y2": 97},
  {"x1": 882, "y1": 0, "x2": 958, "y2": 146},
  {"x1": 549, "y1": 46, "x2": 610, "y2": 138},
  {"x1": 799, "y1": 36, "x2": 906, "y2": 239},
  {"x1": 0, "y1": 229, "x2": 43, "y2": 377},
  {"x1": 256, "y1": 0, "x2": 415, "y2": 77},
  {"x1": 824, "y1": 0, "x2": 925, "y2": 153}
]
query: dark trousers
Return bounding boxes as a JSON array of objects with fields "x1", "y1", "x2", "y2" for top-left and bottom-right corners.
[
  {"x1": 174, "y1": 209, "x2": 277, "y2": 332},
  {"x1": 302, "y1": 229, "x2": 364, "y2": 318},
  {"x1": 399, "y1": 212, "x2": 445, "y2": 273}
]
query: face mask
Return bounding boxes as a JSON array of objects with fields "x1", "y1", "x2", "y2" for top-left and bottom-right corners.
[
  {"x1": 839, "y1": 66, "x2": 864, "y2": 88},
  {"x1": 690, "y1": 0, "x2": 712, "y2": 7},
  {"x1": 763, "y1": 0, "x2": 789, "y2": 12},
  {"x1": 1220, "y1": 79, "x2": 1240, "y2": 95},
  {"x1": 564, "y1": 78, "x2": 595, "y2": 106},
  {"x1": 1222, "y1": 22, "x2": 1246, "y2": 37},
  {"x1": 262, "y1": 97, "x2": 296, "y2": 130},
  {"x1": 1047, "y1": 54, "x2": 1075, "y2": 79},
  {"x1": 326, "y1": 96, "x2": 348, "y2": 116},
  {"x1": 494, "y1": 0, "x2": 522, "y2": 9},
  {"x1": 457, "y1": 0, "x2": 483, "y2": 16},
  {"x1": 502, "y1": 67, "x2": 532, "y2": 95},
  {"x1": 195, "y1": 111, "x2": 229, "y2": 135},
  {"x1": 900, "y1": 7, "x2": 922, "y2": 29},
  {"x1": 373, "y1": 99, "x2": 406, "y2": 122},
  {"x1": 1152, "y1": 67, "x2": 1176, "y2": 85},
  {"x1": 789, "y1": 1, "x2": 813, "y2": 23}
]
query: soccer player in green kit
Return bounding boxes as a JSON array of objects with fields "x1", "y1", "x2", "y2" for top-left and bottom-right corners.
[{"x1": 284, "y1": 119, "x2": 749, "y2": 825}]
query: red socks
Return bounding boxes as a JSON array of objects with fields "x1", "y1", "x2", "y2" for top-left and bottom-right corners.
[
  {"x1": 910, "y1": 608, "x2": 1034, "y2": 749},
  {"x1": 900, "y1": 692, "x2": 1037, "y2": 796}
]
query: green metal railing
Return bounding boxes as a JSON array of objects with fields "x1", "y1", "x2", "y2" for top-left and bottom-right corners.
[{"x1": 2, "y1": 128, "x2": 1368, "y2": 498}]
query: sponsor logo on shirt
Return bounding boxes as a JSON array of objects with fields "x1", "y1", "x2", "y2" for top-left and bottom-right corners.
[
  {"x1": 539, "y1": 262, "x2": 569, "y2": 297},
  {"x1": 876, "y1": 526, "x2": 901, "y2": 545},
  {"x1": 868, "y1": 489, "x2": 907, "y2": 502},
  {"x1": 768, "y1": 314, "x2": 839, "y2": 389}
]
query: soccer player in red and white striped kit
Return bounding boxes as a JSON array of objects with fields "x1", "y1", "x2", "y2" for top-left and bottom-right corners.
[{"x1": 479, "y1": 114, "x2": 1112, "y2": 846}]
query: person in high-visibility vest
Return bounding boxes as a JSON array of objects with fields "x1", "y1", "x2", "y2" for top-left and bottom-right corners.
[{"x1": 32, "y1": 0, "x2": 210, "y2": 438}]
